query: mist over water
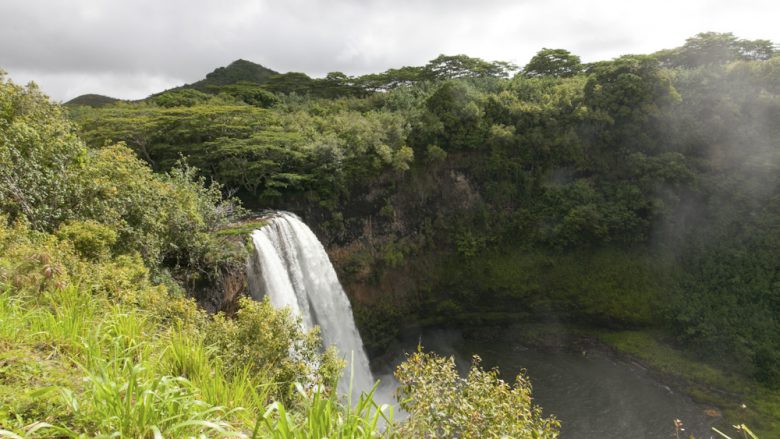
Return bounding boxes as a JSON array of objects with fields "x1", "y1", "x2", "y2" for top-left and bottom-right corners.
[{"x1": 248, "y1": 212, "x2": 374, "y2": 399}]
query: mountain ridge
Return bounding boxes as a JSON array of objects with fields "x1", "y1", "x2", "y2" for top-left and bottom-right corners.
[{"x1": 67, "y1": 59, "x2": 281, "y2": 105}]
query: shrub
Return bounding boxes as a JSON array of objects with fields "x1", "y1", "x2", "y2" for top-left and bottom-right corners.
[
  {"x1": 206, "y1": 297, "x2": 343, "y2": 403},
  {"x1": 56, "y1": 220, "x2": 117, "y2": 260},
  {"x1": 395, "y1": 350, "x2": 559, "y2": 438}
]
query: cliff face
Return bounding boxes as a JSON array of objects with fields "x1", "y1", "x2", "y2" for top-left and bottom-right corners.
[
  {"x1": 190, "y1": 230, "x2": 260, "y2": 316},
  {"x1": 320, "y1": 155, "x2": 480, "y2": 303},
  {"x1": 192, "y1": 259, "x2": 249, "y2": 315},
  {"x1": 301, "y1": 150, "x2": 675, "y2": 357}
]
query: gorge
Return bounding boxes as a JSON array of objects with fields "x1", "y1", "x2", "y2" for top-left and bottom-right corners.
[{"x1": 246, "y1": 213, "x2": 721, "y2": 438}]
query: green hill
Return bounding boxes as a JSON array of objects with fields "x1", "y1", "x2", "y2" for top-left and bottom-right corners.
[
  {"x1": 65, "y1": 93, "x2": 120, "y2": 107},
  {"x1": 188, "y1": 59, "x2": 278, "y2": 90}
]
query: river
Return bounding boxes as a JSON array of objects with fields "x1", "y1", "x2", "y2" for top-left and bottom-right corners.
[{"x1": 376, "y1": 328, "x2": 718, "y2": 439}]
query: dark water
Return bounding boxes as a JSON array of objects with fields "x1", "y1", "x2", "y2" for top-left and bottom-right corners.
[{"x1": 376, "y1": 329, "x2": 719, "y2": 439}]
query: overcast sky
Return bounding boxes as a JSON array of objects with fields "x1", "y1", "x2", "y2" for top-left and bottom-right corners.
[{"x1": 1, "y1": 0, "x2": 778, "y2": 101}]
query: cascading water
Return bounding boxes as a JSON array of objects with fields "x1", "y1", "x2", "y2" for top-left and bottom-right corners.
[{"x1": 247, "y1": 212, "x2": 374, "y2": 398}]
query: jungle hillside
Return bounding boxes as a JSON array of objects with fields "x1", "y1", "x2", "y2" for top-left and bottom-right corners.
[
  {"x1": 2, "y1": 27, "x2": 780, "y2": 437},
  {"x1": 67, "y1": 32, "x2": 780, "y2": 434}
]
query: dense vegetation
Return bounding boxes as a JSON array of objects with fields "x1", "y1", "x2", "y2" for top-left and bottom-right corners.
[
  {"x1": 62, "y1": 32, "x2": 780, "y2": 434},
  {"x1": 1, "y1": 72, "x2": 560, "y2": 437}
]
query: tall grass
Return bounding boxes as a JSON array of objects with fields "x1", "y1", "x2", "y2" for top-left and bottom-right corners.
[
  {"x1": 159, "y1": 330, "x2": 270, "y2": 426},
  {"x1": 257, "y1": 382, "x2": 393, "y2": 438},
  {"x1": 0, "y1": 281, "x2": 393, "y2": 438},
  {"x1": 0, "y1": 285, "x2": 248, "y2": 437},
  {"x1": 72, "y1": 358, "x2": 244, "y2": 437}
]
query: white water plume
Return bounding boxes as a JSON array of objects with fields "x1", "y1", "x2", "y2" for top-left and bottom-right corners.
[{"x1": 248, "y1": 212, "x2": 374, "y2": 398}]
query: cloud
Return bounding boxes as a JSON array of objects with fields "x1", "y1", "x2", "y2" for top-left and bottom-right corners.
[{"x1": 1, "y1": 0, "x2": 778, "y2": 100}]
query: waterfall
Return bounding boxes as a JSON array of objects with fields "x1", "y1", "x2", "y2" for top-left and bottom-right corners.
[{"x1": 247, "y1": 212, "x2": 374, "y2": 397}]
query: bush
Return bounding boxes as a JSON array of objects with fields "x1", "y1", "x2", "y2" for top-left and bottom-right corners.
[
  {"x1": 395, "y1": 350, "x2": 559, "y2": 438},
  {"x1": 56, "y1": 220, "x2": 117, "y2": 260},
  {"x1": 206, "y1": 297, "x2": 343, "y2": 403}
]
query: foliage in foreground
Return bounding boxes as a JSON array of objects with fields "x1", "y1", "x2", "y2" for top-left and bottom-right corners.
[
  {"x1": 395, "y1": 350, "x2": 559, "y2": 438},
  {"x1": 0, "y1": 218, "x2": 340, "y2": 437}
]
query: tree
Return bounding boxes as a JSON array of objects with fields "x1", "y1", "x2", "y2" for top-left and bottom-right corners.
[
  {"x1": 658, "y1": 32, "x2": 776, "y2": 67},
  {"x1": 263, "y1": 72, "x2": 317, "y2": 95},
  {"x1": 151, "y1": 88, "x2": 211, "y2": 108},
  {"x1": 205, "y1": 82, "x2": 279, "y2": 107},
  {"x1": 523, "y1": 48, "x2": 582, "y2": 77},
  {"x1": 423, "y1": 54, "x2": 517, "y2": 80},
  {"x1": 313, "y1": 72, "x2": 365, "y2": 98},
  {"x1": 0, "y1": 74, "x2": 87, "y2": 230},
  {"x1": 0, "y1": 72, "x2": 242, "y2": 278},
  {"x1": 421, "y1": 81, "x2": 487, "y2": 150},
  {"x1": 583, "y1": 55, "x2": 679, "y2": 157},
  {"x1": 356, "y1": 66, "x2": 426, "y2": 91}
]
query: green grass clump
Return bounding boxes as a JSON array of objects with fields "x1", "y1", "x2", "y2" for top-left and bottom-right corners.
[{"x1": 260, "y1": 382, "x2": 392, "y2": 438}]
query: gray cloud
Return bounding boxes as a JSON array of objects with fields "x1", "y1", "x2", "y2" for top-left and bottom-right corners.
[{"x1": 1, "y1": 0, "x2": 778, "y2": 100}]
